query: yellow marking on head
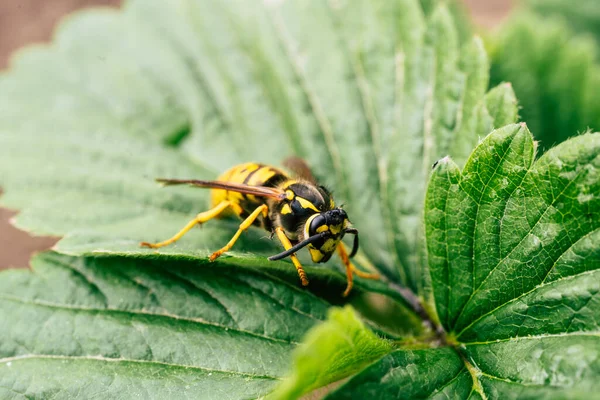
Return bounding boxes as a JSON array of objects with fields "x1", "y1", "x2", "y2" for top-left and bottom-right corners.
[
  {"x1": 316, "y1": 225, "x2": 328, "y2": 233},
  {"x1": 296, "y1": 196, "x2": 320, "y2": 212},
  {"x1": 286, "y1": 190, "x2": 295, "y2": 201},
  {"x1": 281, "y1": 204, "x2": 292, "y2": 214},
  {"x1": 322, "y1": 238, "x2": 339, "y2": 253},
  {"x1": 304, "y1": 214, "x2": 319, "y2": 239},
  {"x1": 329, "y1": 224, "x2": 343, "y2": 235},
  {"x1": 309, "y1": 247, "x2": 324, "y2": 262}
]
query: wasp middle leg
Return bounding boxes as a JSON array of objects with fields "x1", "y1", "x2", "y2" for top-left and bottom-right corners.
[
  {"x1": 209, "y1": 204, "x2": 269, "y2": 262},
  {"x1": 140, "y1": 200, "x2": 234, "y2": 249}
]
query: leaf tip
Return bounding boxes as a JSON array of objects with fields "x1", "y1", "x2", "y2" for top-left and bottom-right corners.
[
  {"x1": 432, "y1": 156, "x2": 458, "y2": 173},
  {"x1": 471, "y1": 35, "x2": 485, "y2": 49},
  {"x1": 432, "y1": 156, "x2": 449, "y2": 169}
]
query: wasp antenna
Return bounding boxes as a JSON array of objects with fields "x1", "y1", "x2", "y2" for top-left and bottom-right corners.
[
  {"x1": 269, "y1": 232, "x2": 330, "y2": 261},
  {"x1": 345, "y1": 228, "x2": 359, "y2": 258}
]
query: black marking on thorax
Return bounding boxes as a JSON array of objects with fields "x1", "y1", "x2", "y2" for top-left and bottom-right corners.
[{"x1": 273, "y1": 182, "x2": 334, "y2": 240}]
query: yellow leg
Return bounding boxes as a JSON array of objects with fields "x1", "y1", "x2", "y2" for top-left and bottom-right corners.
[
  {"x1": 275, "y1": 227, "x2": 309, "y2": 286},
  {"x1": 209, "y1": 204, "x2": 269, "y2": 262},
  {"x1": 337, "y1": 243, "x2": 380, "y2": 297},
  {"x1": 140, "y1": 201, "x2": 232, "y2": 249}
]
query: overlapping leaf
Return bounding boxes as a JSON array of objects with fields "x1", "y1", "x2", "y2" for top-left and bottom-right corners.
[
  {"x1": 422, "y1": 124, "x2": 599, "y2": 397},
  {"x1": 427, "y1": 124, "x2": 600, "y2": 335},
  {"x1": 276, "y1": 125, "x2": 600, "y2": 398},
  {"x1": 270, "y1": 306, "x2": 392, "y2": 400}
]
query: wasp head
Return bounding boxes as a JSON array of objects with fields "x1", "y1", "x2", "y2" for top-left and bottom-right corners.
[
  {"x1": 303, "y1": 208, "x2": 356, "y2": 263},
  {"x1": 268, "y1": 208, "x2": 359, "y2": 264}
]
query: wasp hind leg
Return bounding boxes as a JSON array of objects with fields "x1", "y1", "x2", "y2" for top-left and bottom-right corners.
[
  {"x1": 274, "y1": 227, "x2": 309, "y2": 286},
  {"x1": 209, "y1": 204, "x2": 269, "y2": 262},
  {"x1": 140, "y1": 200, "x2": 233, "y2": 249},
  {"x1": 337, "y1": 243, "x2": 380, "y2": 297}
]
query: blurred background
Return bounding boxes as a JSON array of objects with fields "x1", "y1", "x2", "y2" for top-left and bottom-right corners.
[{"x1": 0, "y1": 0, "x2": 512, "y2": 270}]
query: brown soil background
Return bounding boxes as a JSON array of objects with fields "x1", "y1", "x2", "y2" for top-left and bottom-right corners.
[{"x1": 0, "y1": 0, "x2": 512, "y2": 270}]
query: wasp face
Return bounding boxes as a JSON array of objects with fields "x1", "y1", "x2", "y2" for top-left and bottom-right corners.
[{"x1": 304, "y1": 208, "x2": 349, "y2": 263}]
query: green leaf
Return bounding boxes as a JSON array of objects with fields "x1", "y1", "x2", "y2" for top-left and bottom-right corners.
[
  {"x1": 0, "y1": 0, "x2": 515, "y2": 292},
  {"x1": 329, "y1": 341, "x2": 599, "y2": 399},
  {"x1": 421, "y1": 124, "x2": 600, "y2": 397},
  {"x1": 326, "y1": 348, "x2": 471, "y2": 399},
  {"x1": 483, "y1": 82, "x2": 519, "y2": 131},
  {"x1": 523, "y1": 0, "x2": 600, "y2": 46},
  {"x1": 0, "y1": 252, "x2": 335, "y2": 398},
  {"x1": 271, "y1": 306, "x2": 392, "y2": 400},
  {"x1": 419, "y1": 0, "x2": 473, "y2": 44},
  {"x1": 489, "y1": 12, "x2": 600, "y2": 150},
  {"x1": 443, "y1": 125, "x2": 599, "y2": 335},
  {"x1": 11, "y1": 0, "x2": 593, "y2": 398},
  {"x1": 325, "y1": 124, "x2": 600, "y2": 398}
]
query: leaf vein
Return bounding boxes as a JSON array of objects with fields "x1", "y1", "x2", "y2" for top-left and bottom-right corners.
[
  {"x1": 0, "y1": 294, "x2": 299, "y2": 345},
  {"x1": 267, "y1": 6, "x2": 349, "y2": 200},
  {"x1": 456, "y1": 268, "x2": 600, "y2": 339},
  {"x1": 455, "y1": 161, "x2": 589, "y2": 326},
  {"x1": 0, "y1": 354, "x2": 281, "y2": 380}
]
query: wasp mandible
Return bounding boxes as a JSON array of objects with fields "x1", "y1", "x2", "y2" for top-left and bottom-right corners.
[{"x1": 141, "y1": 158, "x2": 379, "y2": 296}]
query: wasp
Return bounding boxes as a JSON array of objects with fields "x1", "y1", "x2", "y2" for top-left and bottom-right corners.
[{"x1": 141, "y1": 158, "x2": 379, "y2": 296}]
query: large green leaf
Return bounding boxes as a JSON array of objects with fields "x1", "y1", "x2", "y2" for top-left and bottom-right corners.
[
  {"x1": 288, "y1": 125, "x2": 600, "y2": 398},
  {"x1": 425, "y1": 125, "x2": 599, "y2": 397},
  {"x1": 489, "y1": 12, "x2": 600, "y2": 150},
  {"x1": 428, "y1": 124, "x2": 600, "y2": 335},
  {"x1": 13, "y1": 0, "x2": 600, "y2": 398},
  {"x1": 0, "y1": 0, "x2": 514, "y2": 292},
  {"x1": 0, "y1": 252, "x2": 334, "y2": 398}
]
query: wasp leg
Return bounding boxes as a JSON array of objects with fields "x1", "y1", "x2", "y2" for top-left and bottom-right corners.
[
  {"x1": 209, "y1": 204, "x2": 269, "y2": 262},
  {"x1": 273, "y1": 227, "x2": 309, "y2": 286},
  {"x1": 337, "y1": 242, "x2": 380, "y2": 297},
  {"x1": 140, "y1": 200, "x2": 233, "y2": 249}
]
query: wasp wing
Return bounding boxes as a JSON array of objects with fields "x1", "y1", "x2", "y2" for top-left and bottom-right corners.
[
  {"x1": 155, "y1": 178, "x2": 287, "y2": 200},
  {"x1": 282, "y1": 156, "x2": 317, "y2": 183}
]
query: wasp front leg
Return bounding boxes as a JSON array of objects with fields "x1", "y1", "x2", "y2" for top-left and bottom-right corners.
[
  {"x1": 337, "y1": 242, "x2": 380, "y2": 297},
  {"x1": 274, "y1": 227, "x2": 309, "y2": 286},
  {"x1": 209, "y1": 204, "x2": 269, "y2": 261}
]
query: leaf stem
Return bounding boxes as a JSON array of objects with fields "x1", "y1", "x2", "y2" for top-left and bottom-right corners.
[
  {"x1": 386, "y1": 280, "x2": 447, "y2": 345},
  {"x1": 353, "y1": 252, "x2": 445, "y2": 342}
]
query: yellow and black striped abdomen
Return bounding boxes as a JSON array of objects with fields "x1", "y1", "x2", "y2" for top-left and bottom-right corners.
[{"x1": 210, "y1": 163, "x2": 288, "y2": 220}]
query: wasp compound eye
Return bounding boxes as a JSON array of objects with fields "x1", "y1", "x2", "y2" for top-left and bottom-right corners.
[{"x1": 308, "y1": 214, "x2": 327, "y2": 236}]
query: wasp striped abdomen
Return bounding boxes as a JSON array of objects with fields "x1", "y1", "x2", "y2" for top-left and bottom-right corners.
[{"x1": 210, "y1": 163, "x2": 287, "y2": 229}]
